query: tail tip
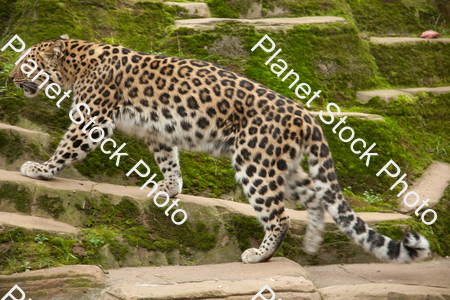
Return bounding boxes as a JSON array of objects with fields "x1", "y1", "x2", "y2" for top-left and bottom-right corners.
[{"x1": 402, "y1": 231, "x2": 430, "y2": 262}]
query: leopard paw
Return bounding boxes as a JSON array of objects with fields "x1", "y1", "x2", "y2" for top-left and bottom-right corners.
[
  {"x1": 20, "y1": 161, "x2": 53, "y2": 180},
  {"x1": 303, "y1": 232, "x2": 323, "y2": 254},
  {"x1": 241, "y1": 248, "x2": 264, "y2": 264},
  {"x1": 156, "y1": 177, "x2": 183, "y2": 197}
]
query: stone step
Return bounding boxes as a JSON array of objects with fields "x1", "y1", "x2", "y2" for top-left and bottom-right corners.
[
  {"x1": 1, "y1": 257, "x2": 449, "y2": 300},
  {"x1": 397, "y1": 161, "x2": 450, "y2": 213},
  {"x1": 0, "y1": 122, "x2": 49, "y2": 142},
  {"x1": 0, "y1": 265, "x2": 106, "y2": 300},
  {"x1": 0, "y1": 168, "x2": 410, "y2": 226},
  {"x1": 175, "y1": 16, "x2": 346, "y2": 31},
  {"x1": 306, "y1": 258, "x2": 450, "y2": 299},
  {"x1": 356, "y1": 86, "x2": 450, "y2": 103},
  {"x1": 103, "y1": 257, "x2": 317, "y2": 300},
  {"x1": 0, "y1": 166, "x2": 414, "y2": 269},
  {"x1": 0, "y1": 258, "x2": 319, "y2": 300},
  {"x1": 164, "y1": 2, "x2": 211, "y2": 18},
  {"x1": 0, "y1": 211, "x2": 78, "y2": 234},
  {"x1": 370, "y1": 37, "x2": 450, "y2": 45},
  {"x1": 309, "y1": 111, "x2": 383, "y2": 121},
  {"x1": 320, "y1": 284, "x2": 450, "y2": 300}
]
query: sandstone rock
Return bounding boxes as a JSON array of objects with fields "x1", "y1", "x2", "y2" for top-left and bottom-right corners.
[
  {"x1": 0, "y1": 265, "x2": 106, "y2": 300},
  {"x1": 309, "y1": 111, "x2": 384, "y2": 121},
  {"x1": 0, "y1": 211, "x2": 78, "y2": 234},
  {"x1": 308, "y1": 259, "x2": 450, "y2": 299},
  {"x1": 320, "y1": 283, "x2": 450, "y2": 300},
  {"x1": 0, "y1": 122, "x2": 49, "y2": 146},
  {"x1": 356, "y1": 89, "x2": 414, "y2": 103},
  {"x1": 397, "y1": 161, "x2": 450, "y2": 213},
  {"x1": 357, "y1": 86, "x2": 450, "y2": 103},
  {"x1": 399, "y1": 86, "x2": 450, "y2": 95},
  {"x1": 103, "y1": 257, "x2": 320, "y2": 300},
  {"x1": 370, "y1": 37, "x2": 450, "y2": 44},
  {"x1": 307, "y1": 258, "x2": 450, "y2": 289},
  {"x1": 175, "y1": 16, "x2": 346, "y2": 31}
]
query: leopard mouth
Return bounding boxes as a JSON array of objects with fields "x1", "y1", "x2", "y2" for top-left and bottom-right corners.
[{"x1": 17, "y1": 81, "x2": 39, "y2": 96}]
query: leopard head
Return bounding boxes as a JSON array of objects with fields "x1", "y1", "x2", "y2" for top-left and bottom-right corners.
[{"x1": 10, "y1": 34, "x2": 69, "y2": 98}]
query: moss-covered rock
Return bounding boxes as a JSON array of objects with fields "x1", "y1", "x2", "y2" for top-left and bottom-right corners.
[
  {"x1": 6, "y1": 0, "x2": 178, "y2": 49},
  {"x1": 0, "y1": 181, "x2": 242, "y2": 274},
  {"x1": 206, "y1": 0, "x2": 353, "y2": 20},
  {"x1": 0, "y1": 132, "x2": 24, "y2": 165},
  {"x1": 347, "y1": 0, "x2": 450, "y2": 36},
  {"x1": 0, "y1": 182, "x2": 33, "y2": 214},
  {"x1": 370, "y1": 41, "x2": 450, "y2": 87},
  {"x1": 164, "y1": 22, "x2": 382, "y2": 104}
]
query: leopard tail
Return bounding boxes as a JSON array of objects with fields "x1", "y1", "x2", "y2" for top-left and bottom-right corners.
[{"x1": 306, "y1": 138, "x2": 430, "y2": 263}]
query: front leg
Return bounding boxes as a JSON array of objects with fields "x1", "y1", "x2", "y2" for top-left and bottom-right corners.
[
  {"x1": 21, "y1": 110, "x2": 115, "y2": 180},
  {"x1": 147, "y1": 141, "x2": 183, "y2": 197}
]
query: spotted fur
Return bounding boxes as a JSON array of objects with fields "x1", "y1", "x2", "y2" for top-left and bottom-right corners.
[{"x1": 11, "y1": 35, "x2": 430, "y2": 263}]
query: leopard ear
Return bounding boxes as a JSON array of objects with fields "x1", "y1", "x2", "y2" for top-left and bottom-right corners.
[
  {"x1": 59, "y1": 34, "x2": 69, "y2": 40},
  {"x1": 39, "y1": 40, "x2": 66, "y2": 63}
]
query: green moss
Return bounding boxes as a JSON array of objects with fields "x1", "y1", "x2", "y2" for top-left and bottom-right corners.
[
  {"x1": 0, "y1": 0, "x2": 18, "y2": 42},
  {"x1": 122, "y1": 221, "x2": 216, "y2": 253},
  {"x1": 319, "y1": 116, "x2": 423, "y2": 195},
  {"x1": 123, "y1": 205, "x2": 218, "y2": 255},
  {"x1": 75, "y1": 195, "x2": 219, "y2": 257},
  {"x1": 109, "y1": 238, "x2": 129, "y2": 263},
  {"x1": 179, "y1": 151, "x2": 237, "y2": 197},
  {"x1": 426, "y1": 184, "x2": 450, "y2": 256},
  {"x1": 370, "y1": 41, "x2": 450, "y2": 87},
  {"x1": 64, "y1": 278, "x2": 93, "y2": 288},
  {"x1": 37, "y1": 195, "x2": 65, "y2": 219},
  {"x1": 0, "y1": 228, "x2": 82, "y2": 275},
  {"x1": 5, "y1": 1, "x2": 177, "y2": 49},
  {"x1": 76, "y1": 196, "x2": 141, "y2": 229},
  {"x1": 205, "y1": 0, "x2": 246, "y2": 18},
  {"x1": 0, "y1": 132, "x2": 24, "y2": 164},
  {"x1": 285, "y1": 0, "x2": 352, "y2": 19},
  {"x1": 0, "y1": 182, "x2": 33, "y2": 213},
  {"x1": 347, "y1": 0, "x2": 450, "y2": 36},
  {"x1": 26, "y1": 142, "x2": 50, "y2": 161},
  {"x1": 322, "y1": 230, "x2": 351, "y2": 244},
  {"x1": 225, "y1": 214, "x2": 264, "y2": 251}
]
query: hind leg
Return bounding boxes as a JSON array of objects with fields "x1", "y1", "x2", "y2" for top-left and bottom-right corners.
[
  {"x1": 285, "y1": 166, "x2": 325, "y2": 253},
  {"x1": 235, "y1": 163, "x2": 290, "y2": 263}
]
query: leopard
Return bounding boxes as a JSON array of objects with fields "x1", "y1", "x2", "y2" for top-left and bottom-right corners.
[{"x1": 10, "y1": 34, "x2": 430, "y2": 264}]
